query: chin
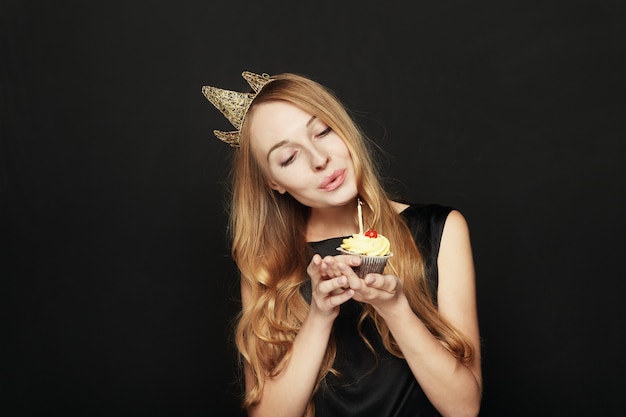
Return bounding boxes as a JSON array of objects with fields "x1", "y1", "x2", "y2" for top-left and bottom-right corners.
[
  {"x1": 326, "y1": 191, "x2": 359, "y2": 208},
  {"x1": 292, "y1": 186, "x2": 358, "y2": 209}
]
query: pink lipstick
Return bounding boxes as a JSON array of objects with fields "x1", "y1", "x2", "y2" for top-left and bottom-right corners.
[{"x1": 319, "y1": 169, "x2": 347, "y2": 191}]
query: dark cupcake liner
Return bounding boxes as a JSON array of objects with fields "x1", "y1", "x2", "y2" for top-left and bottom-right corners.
[{"x1": 337, "y1": 248, "x2": 393, "y2": 278}]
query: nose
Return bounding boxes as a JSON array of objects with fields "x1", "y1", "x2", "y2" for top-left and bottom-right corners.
[{"x1": 312, "y1": 151, "x2": 330, "y2": 171}]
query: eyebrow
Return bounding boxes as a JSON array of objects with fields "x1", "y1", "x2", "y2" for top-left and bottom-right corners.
[
  {"x1": 267, "y1": 140, "x2": 288, "y2": 161},
  {"x1": 266, "y1": 116, "x2": 317, "y2": 161}
]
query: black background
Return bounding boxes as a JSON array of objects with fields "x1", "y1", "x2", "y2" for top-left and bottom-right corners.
[{"x1": 2, "y1": 1, "x2": 625, "y2": 416}]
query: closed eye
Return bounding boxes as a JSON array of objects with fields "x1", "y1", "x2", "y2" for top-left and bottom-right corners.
[
  {"x1": 315, "y1": 126, "x2": 332, "y2": 139},
  {"x1": 280, "y1": 151, "x2": 297, "y2": 167}
]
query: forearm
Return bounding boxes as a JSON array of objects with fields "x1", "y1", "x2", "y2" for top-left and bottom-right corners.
[
  {"x1": 378, "y1": 298, "x2": 482, "y2": 417},
  {"x1": 247, "y1": 311, "x2": 333, "y2": 417}
]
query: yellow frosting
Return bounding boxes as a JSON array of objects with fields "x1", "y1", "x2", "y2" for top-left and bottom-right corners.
[{"x1": 340, "y1": 233, "x2": 391, "y2": 256}]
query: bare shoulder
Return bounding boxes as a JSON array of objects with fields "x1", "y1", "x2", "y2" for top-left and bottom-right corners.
[
  {"x1": 438, "y1": 209, "x2": 473, "y2": 268},
  {"x1": 438, "y1": 209, "x2": 475, "y2": 291},
  {"x1": 390, "y1": 200, "x2": 410, "y2": 214},
  {"x1": 443, "y1": 209, "x2": 471, "y2": 237}
]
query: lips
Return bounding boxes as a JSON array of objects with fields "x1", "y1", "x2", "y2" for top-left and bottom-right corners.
[{"x1": 319, "y1": 169, "x2": 347, "y2": 191}]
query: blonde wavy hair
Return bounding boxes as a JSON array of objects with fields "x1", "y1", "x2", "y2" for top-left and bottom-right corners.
[{"x1": 227, "y1": 73, "x2": 474, "y2": 417}]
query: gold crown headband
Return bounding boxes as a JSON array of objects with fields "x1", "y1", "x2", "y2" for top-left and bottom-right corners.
[{"x1": 201, "y1": 71, "x2": 274, "y2": 147}]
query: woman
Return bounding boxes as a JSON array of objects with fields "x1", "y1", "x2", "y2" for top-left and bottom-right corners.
[{"x1": 202, "y1": 71, "x2": 482, "y2": 417}]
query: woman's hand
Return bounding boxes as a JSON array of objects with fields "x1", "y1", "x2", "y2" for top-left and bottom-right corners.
[
  {"x1": 306, "y1": 254, "x2": 355, "y2": 318},
  {"x1": 319, "y1": 255, "x2": 406, "y2": 312}
]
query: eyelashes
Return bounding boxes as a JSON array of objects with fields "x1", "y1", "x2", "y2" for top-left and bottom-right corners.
[
  {"x1": 278, "y1": 126, "x2": 333, "y2": 167},
  {"x1": 280, "y1": 152, "x2": 297, "y2": 167},
  {"x1": 316, "y1": 126, "x2": 332, "y2": 139}
]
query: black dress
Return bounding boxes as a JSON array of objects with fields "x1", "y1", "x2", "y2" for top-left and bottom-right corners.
[{"x1": 304, "y1": 203, "x2": 453, "y2": 417}]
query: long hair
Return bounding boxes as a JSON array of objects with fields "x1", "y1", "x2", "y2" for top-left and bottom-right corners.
[{"x1": 228, "y1": 73, "x2": 474, "y2": 417}]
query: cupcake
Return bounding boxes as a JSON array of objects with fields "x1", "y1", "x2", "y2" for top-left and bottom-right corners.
[{"x1": 337, "y1": 229, "x2": 393, "y2": 277}]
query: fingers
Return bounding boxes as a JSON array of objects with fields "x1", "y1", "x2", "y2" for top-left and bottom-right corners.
[
  {"x1": 307, "y1": 254, "x2": 322, "y2": 275},
  {"x1": 309, "y1": 254, "x2": 358, "y2": 314},
  {"x1": 328, "y1": 288, "x2": 354, "y2": 307},
  {"x1": 325, "y1": 277, "x2": 355, "y2": 306},
  {"x1": 363, "y1": 273, "x2": 402, "y2": 293},
  {"x1": 308, "y1": 254, "x2": 329, "y2": 281},
  {"x1": 309, "y1": 253, "x2": 403, "y2": 310},
  {"x1": 312, "y1": 275, "x2": 354, "y2": 314},
  {"x1": 320, "y1": 255, "x2": 360, "y2": 278},
  {"x1": 346, "y1": 273, "x2": 405, "y2": 308},
  {"x1": 318, "y1": 275, "x2": 348, "y2": 295}
]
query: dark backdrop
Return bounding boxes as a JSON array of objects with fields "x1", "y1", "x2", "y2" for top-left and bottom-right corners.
[{"x1": 2, "y1": 1, "x2": 625, "y2": 416}]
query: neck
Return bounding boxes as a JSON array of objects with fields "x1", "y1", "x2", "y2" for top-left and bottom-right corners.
[{"x1": 306, "y1": 202, "x2": 358, "y2": 242}]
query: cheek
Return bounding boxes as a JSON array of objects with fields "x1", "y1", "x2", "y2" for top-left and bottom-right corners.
[
  {"x1": 335, "y1": 143, "x2": 354, "y2": 165},
  {"x1": 267, "y1": 169, "x2": 299, "y2": 190},
  {"x1": 268, "y1": 168, "x2": 317, "y2": 195},
  {"x1": 330, "y1": 137, "x2": 352, "y2": 158}
]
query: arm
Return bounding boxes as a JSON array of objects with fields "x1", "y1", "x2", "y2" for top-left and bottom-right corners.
[
  {"x1": 242, "y1": 254, "x2": 356, "y2": 417},
  {"x1": 393, "y1": 209, "x2": 482, "y2": 416},
  {"x1": 336, "y1": 210, "x2": 482, "y2": 417}
]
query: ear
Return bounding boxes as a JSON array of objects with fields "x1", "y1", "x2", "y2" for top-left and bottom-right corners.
[{"x1": 268, "y1": 180, "x2": 286, "y2": 194}]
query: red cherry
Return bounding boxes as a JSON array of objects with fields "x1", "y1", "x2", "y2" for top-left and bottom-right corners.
[{"x1": 365, "y1": 229, "x2": 378, "y2": 238}]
